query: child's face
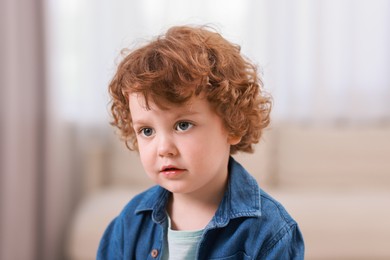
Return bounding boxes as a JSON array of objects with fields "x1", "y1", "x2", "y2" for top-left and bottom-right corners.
[{"x1": 129, "y1": 93, "x2": 240, "y2": 196}]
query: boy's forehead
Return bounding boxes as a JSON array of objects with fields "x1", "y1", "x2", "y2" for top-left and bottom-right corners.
[{"x1": 129, "y1": 93, "x2": 205, "y2": 113}]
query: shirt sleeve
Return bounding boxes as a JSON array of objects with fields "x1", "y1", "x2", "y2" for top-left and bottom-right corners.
[
  {"x1": 96, "y1": 217, "x2": 124, "y2": 260},
  {"x1": 258, "y1": 223, "x2": 305, "y2": 260}
]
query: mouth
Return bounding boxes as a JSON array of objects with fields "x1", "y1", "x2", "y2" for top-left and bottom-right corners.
[{"x1": 160, "y1": 165, "x2": 185, "y2": 176}]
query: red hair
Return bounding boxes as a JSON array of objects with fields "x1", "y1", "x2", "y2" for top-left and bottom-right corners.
[{"x1": 109, "y1": 25, "x2": 272, "y2": 154}]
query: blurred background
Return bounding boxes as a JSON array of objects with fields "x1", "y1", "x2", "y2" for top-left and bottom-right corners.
[{"x1": 1, "y1": 0, "x2": 390, "y2": 259}]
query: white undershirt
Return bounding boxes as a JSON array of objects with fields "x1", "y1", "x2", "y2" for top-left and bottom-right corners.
[{"x1": 162, "y1": 215, "x2": 204, "y2": 260}]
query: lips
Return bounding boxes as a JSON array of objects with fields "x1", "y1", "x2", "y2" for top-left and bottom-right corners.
[
  {"x1": 160, "y1": 165, "x2": 185, "y2": 176},
  {"x1": 161, "y1": 165, "x2": 180, "y2": 171}
]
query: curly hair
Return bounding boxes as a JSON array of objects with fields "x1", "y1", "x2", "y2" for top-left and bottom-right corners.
[{"x1": 109, "y1": 25, "x2": 272, "y2": 154}]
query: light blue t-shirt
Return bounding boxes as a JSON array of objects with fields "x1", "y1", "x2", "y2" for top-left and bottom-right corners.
[{"x1": 162, "y1": 216, "x2": 204, "y2": 260}]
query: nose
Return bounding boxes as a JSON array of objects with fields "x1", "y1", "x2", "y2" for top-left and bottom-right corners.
[{"x1": 157, "y1": 133, "x2": 178, "y2": 157}]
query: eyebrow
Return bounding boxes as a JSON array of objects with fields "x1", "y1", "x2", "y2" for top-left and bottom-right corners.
[
  {"x1": 131, "y1": 119, "x2": 149, "y2": 127},
  {"x1": 172, "y1": 109, "x2": 203, "y2": 120},
  {"x1": 132, "y1": 110, "x2": 201, "y2": 125}
]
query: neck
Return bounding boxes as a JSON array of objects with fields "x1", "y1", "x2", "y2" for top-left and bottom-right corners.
[{"x1": 167, "y1": 173, "x2": 228, "y2": 231}]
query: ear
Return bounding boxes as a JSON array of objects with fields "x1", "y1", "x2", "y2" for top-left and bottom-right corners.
[{"x1": 228, "y1": 135, "x2": 241, "y2": 145}]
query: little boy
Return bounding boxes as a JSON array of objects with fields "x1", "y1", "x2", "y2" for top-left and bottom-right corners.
[{"x1": 98, "y1": 25, "x2": 304, "y2": 259}]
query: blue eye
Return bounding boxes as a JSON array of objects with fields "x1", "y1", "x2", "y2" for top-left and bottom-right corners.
[
  {"x1": 176, "y1": 121, "x2": 193, "y2": 132},
  {"x1": 140, "y1": 128, "x2": 154, "y2": 137}
]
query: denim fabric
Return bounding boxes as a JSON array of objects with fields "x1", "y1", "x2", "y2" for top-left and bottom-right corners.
[{"x1": 97, "y1": 157, "x2": 305, "y2": 259}]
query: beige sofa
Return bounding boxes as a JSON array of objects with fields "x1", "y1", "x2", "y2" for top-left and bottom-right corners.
[{"x1": 66, "y1": 123, "x2": 390, "y2": 260}]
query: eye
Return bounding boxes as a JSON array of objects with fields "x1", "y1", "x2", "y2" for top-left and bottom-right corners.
[
  {"x1": 139, "y1": 127, "x2": 155, "y2": 137},
  {"x1": 175, "y1": 121, "x2": 193, "y2": 132}
]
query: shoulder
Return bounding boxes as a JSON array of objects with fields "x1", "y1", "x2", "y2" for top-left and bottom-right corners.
[
  {"x1": 260, "y1": 189, "x2": 296, "y2": 227},
  {"x1": 256, "y1": 189, "x2": 305, "y2": 259},
  {"x1": 97, "y1": 186, "x2": 165, "y2": 259}
]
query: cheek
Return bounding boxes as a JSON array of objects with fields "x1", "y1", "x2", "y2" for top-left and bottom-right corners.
[
  {"x1": 137, "y1": 143, "x2": 154, "y2": 169},
  {"x1": 201, "y1": 127, "x2": 230, "y2": 149},
  {"x1": 182, "y1": 132, "x2": 229, "y2": 159}
]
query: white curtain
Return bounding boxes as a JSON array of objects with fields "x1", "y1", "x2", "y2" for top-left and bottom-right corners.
[
  {"x1": 46, "y1": 0, "x2": 390, "y2": 125},
  {"x1": 264, "y1": 0, "x2": 390, "y2": 123}
]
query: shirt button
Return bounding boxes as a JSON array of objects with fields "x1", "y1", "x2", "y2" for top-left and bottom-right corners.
[{"x1": 151, "y1": 249, "x2": 159, "y2": 258}]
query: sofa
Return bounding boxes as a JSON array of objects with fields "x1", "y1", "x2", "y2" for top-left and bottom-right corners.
[{"x1": 66, "y1": 123, "x2": 390, "y2": 260}]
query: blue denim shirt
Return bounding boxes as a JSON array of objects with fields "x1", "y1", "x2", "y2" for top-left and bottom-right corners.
[{"x1": 97, "y1": 157, "x2": 304, "y2": 259}]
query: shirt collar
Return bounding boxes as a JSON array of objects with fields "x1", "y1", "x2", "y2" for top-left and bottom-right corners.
[
  {"x1": 211, "y1": 156, "x2": 262, "y2": 228},
  {"x1": 135, "y1": 156, "x2": 262, "y2": 226},
  {"x1": 135, "y1": 185, "x2": 169, "y2": 224}
]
